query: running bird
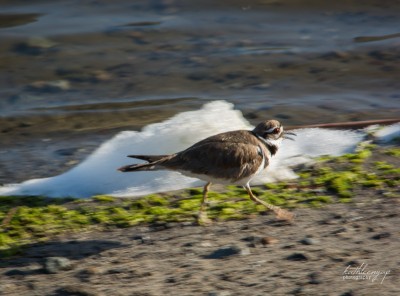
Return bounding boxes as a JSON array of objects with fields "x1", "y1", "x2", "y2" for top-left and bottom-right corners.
[{"x1": 118, "y1": 120, "x2": 296, "y2": 224}]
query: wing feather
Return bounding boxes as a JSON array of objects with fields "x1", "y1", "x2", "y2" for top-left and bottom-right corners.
[{"x1": 162, "y1": 141, "x2": 265, "y2": 181}]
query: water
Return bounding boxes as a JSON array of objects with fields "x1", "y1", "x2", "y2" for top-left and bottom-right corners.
[
  {"x1": 0, "y1": 0, "x2": 399, "y2": 186},
  {"x1": 1, "y1": 1, "x2": 399, "y2": 122}
]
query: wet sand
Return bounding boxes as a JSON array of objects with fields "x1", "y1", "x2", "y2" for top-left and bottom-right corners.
[{"x1": 1, "y1": 197, "x2": 399, "y2": 295}]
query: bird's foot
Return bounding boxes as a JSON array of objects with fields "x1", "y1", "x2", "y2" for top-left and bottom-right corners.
[
  {"x1": 197, "y1": 212, "x2": 213, "y2": 226},
  {"x1": 274, "y1": 208, "x2": 295, "y2": 222}
]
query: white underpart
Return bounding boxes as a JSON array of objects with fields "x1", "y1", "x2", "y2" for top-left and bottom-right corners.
[
  {"x1": 265, "y1": 137, "x2": 283, "y2": 149},
  {"x1": 256, "y1": 135, "x2": 283, "y2": 158},
  {"x1": 0, "y1": 100, "x2": 395, "y2": 198},
  {"x1": 243, "y1": 151, "x2": 266, "y2": 187}
]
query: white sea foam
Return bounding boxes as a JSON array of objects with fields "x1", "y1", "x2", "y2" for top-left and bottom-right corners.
[
  {"x1": 0, "y1": 100, "x2": 394, "y2": 198},
  {"x1": 371, "y1": 123, "x2": 400, "y2": 143}
]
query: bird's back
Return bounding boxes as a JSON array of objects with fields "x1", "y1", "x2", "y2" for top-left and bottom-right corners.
[{"x1": 160, "y1": 130, "x2": 270, "y2": 183}]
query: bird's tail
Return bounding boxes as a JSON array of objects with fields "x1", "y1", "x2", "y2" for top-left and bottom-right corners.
[
  {"x1": 118, "y1": 154, "x2": 169, "y2": 172},
  {"x1": 127, "y1": 154, "x2": 168, "y2": 162}
]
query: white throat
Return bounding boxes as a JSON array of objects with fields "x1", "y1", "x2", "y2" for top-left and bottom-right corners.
[
  {"x1": 266, "y1": 137, "x2": 283, "y2": 148},
  {"x1": 256, "y1": 135, "x2": 282, "y2": 150}
]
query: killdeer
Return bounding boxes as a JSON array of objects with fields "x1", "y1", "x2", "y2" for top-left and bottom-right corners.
[{"x1": 118, "y1": 120, "x2": 296, "y2": 224}]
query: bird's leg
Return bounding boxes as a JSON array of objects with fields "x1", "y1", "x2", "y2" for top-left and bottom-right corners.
[
  {"x1": 197, "y1": 182, "x2": 213, "y2": 226},
  {"x1": 244, "y1": 184, "x2": 294, "y2": 221}
]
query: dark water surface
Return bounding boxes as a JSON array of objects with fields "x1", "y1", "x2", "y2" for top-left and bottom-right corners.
[{"x1": 0, "y1": 0, "x2": 399, "y2": 183}]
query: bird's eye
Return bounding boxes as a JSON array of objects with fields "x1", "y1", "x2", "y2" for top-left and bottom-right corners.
[{"x1": 272, "y1": 128, "x2": 280, "y2": 134}]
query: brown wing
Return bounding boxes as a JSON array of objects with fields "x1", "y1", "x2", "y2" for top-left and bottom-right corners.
[{"x1": 161, "y1": 130, "x2": 268, "y2": 181}]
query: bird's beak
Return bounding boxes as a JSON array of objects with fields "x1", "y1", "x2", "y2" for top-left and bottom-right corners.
[{"x1": 283, "y1": 131, "x2": 296, "y2": 141}]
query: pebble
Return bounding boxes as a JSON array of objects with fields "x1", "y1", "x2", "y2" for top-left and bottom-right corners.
[
  {"x1": 300, "y1": 237, "x2": 319, "y2": 245},
  {"x1": 321, "y1": 51, "x2": 350, "y2": 59},
  {"x1": 253, "y1": 83, "x2": 271, "y2": 90},
  {"x1": 92, "y1": 70, "x2": 112, "y2": 82},
  {"x1": 4, "y1": 269, "x2": 26, "y2": 277},
  {"x1": 242, "y1": 235, "x2": 278, "y2": 247},
  {"x1": 200, "y1": 241, "x2": 213, "y2": 247},
  {"x1": 371, "y1": 232, "x2": 391, "y2": 240},
  {"x1": 132, "y1": 234, "x2": 152, "y2": 244},
  {"x1": 308, "y1": 272, "x2": 322, "y2": 284},
  {"x1": 76, "y1": 267, "x2": 103, "y2": 282},
  {"x1": 27, "y1": 80, "x2": 70, "y2": 92},
  {"x1": 165, "y1": 277, "x2": 177, "y2": 283},
  {"x1": 260, "y1": 236, "x2": 279, "y2": 246},
  {"x1": 13, "y1": 36, "x2": 57, "y2": 55},
  {"x1": 56, "y1": 285, "x2": 102, "y2": 296},
  {"x1": 55, "y1": 148, "x2": 79, "y2": 156},
  {"x1": 208, "y1": 291, "x2": 231, "y2": 296},
  {"x1": 286, "y1": 252, "x2": 309, "y2": 261},
  {"x1": 43, "y1": 257, "x2": 73, "y2": 274},
  {"x1": 341, "y1": 291, "x2": 356, "y2": 296},
  {"x1": 28, "y1": 36, "x2": 57, "y2": 49},
  {"x1": 204, "y1": 245, "x2": 250, "y2": 259},
  {"x1": 66, "y1": 160, "x2": 79, "y2": 166},
  {"x1": 331, "y1": 227, "x2": 348, "y2": 235}
]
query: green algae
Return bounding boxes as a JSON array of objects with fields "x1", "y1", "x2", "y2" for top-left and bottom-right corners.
[{"x1": 1, "y1": 144, "x2": 399, "y2": 256}]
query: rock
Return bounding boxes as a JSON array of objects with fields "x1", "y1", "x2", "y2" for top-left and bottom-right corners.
[
  {"x1": 253, "y1": 83, "x2": 271, "y2": 90},
  {"x1": 308, "y1": 272, "x2": 321, "y2": 284},
  {"x1": 165, "y1": 277, "x2": 176, "y2": 283},
  {"x1": 4, "y1": 269, "x2": 26, "y2": 277},
  {"x1": 242, "y1": 235, "x2": 278, "y2": 247},
  {"x1": 200, "y1": 241, "x2": 213, "y2": 247},
  {"x1": 341, "y1": 291, "x2": 356, "y2": 296},
  {"x1": 132, "y1": 234, "x2": 152, "y2": 244},
  {"x1": 28, "y1": 36, "x2": 57, "y2": 49},
  {"x1": 369, "y1": 50, "x2": 394, "y2": 61},
  {"x1": 13, "y1": 36, "x2": 57, "y2": 55},
  {"x1": 43, "y1": 257, "x2": 72, "y2": 274},
  {"x1": 187, "y1": 72, "x2": 208, "y2": 81},
  {"x1": 56, "y1": 285, "x2": 102, "y2": 296},
  {"x1": 92, "y1": 70, "x2": 112, "y2": 82},
  {"x1": 260, "y1": 237, "x2": 279, "y2": 246},
  {"x1": 321, "y1": 51, "x2": 349, "y2": 59},
  {"x1": 26, "y1": 80, "x2": 70, "y2": 93},
  {"x1": 300, "y1": 237, "x2": 319, "y2": 245},
  {"x1": 204, "y1": 245, "x2": 250, "y2": 259},
  {"x1": 331, "y1": 227, "x2": 348, "y2": 235},
  {"x1": 76, "y1": 267, "x2": 103, "y2": 282},
  {"x1": 107, "y1": 267, "x2": 127, "y2": 274},
  {"x1": 55, "y1": 148, "x2": 79, "y2": 156},
  {"x1": 66, "y1": 160, "x2": 79, "y2": 166},
  {"x1": 241, "y1": 235, "x2": 261, "y2": 247},
  {"x1": 371, "y1": 232, "x2": 391, "y2": 240},
  {"x1": 286, "y1": 252, "x2": 308, "y2": 261},
  {"x1": 291, "y1": 286, "x2": 304, "y2": 295},
  {"x1": 208, "y1": 291, "x2": 231, "y2": 296}
]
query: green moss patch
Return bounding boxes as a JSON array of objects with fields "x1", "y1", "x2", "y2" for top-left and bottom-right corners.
[{"x1": 1, "y1": 144, "x2": 399, "y2": 256}]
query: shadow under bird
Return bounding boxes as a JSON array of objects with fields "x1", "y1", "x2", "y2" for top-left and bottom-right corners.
[{"x1": 118, "y1": 120, "x2": 296, "y2": 224}]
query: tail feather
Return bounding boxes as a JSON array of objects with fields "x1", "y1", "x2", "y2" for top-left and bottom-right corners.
[
  {"x1": 119, "y1": 154, "x2": 170, "y2": 172},
  {"x1": 127, "y1": 154, "x2": 168, "y2": 162},
  {"x1": 118, "y1": 162, "x2": 158, "y2": 172}
]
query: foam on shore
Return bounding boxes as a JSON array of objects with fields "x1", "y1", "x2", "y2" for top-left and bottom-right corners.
[{"x1": 1, "y1": 100, "x2": 396, "y2": 198}]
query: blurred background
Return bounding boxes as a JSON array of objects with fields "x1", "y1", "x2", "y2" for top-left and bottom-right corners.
[{"x1": 0, "y1": 0, "x2": 399, "y2": 183}]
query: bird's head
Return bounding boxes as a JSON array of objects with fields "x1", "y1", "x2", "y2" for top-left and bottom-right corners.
[{"x1": 252, "y1": 119, "x2": 296, "y2": 148}]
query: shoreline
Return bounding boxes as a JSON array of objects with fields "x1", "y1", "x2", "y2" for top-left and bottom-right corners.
[{"x1": 1, "y1": 118, "x2": 398, "y2": 186}]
